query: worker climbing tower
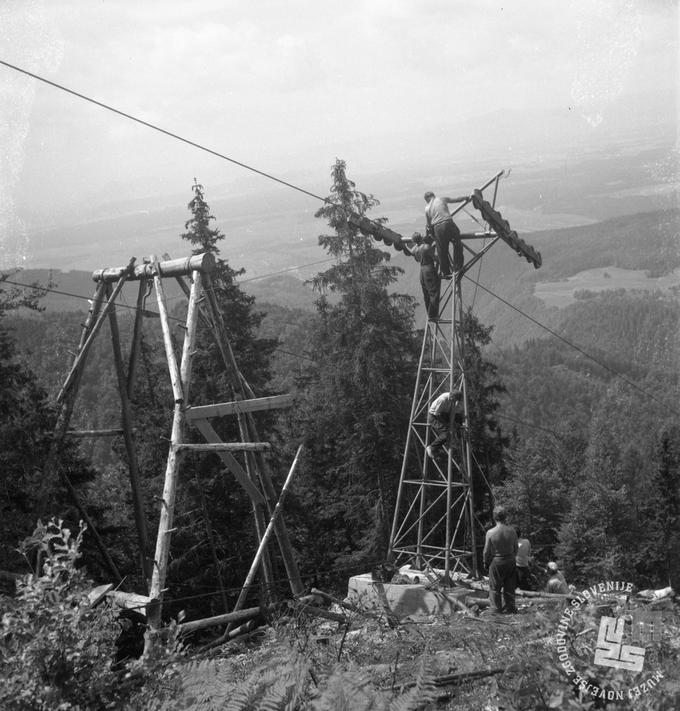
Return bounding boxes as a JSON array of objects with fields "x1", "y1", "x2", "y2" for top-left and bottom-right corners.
[{"x1": 351, "y1": 170, "x2": 541, "y2": 581}]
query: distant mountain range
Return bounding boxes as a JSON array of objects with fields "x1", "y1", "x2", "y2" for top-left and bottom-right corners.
[
  {"x1": 7, "y1": 206, "x2": 679, "y2": 352},
  {"x1": 5, "y1": 90, "x2": 678, "y2": 349}
]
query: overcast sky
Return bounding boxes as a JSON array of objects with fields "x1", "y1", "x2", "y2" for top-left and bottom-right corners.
[{"x1": 1, "y1": 0, "x2": 678, "y2": 267}]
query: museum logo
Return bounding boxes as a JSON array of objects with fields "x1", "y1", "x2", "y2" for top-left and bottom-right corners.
[{"x1": 553, "y1": 580, "x2": 665, "y2": 702}]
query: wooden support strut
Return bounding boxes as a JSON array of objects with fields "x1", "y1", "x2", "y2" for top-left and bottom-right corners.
[
  {"x1": 146, "y1": 265, "x2": 202, "y2": 634},
  {"x1": 126, "y1": 278, "x2": 149, "y2": 399},
  {"x1": 106, "y1": 281, "x2": 152, "y2": 584},
  {"x1": 191, "y1": 418, "x2": 265, "y2": 504},
  {"x1": 231, "y1": 444, "x2": 303, "y2": 611},
  {"x1": 185, "y1": 394, "x2": 294, "y2": 421},
  {"x1": 199, "y1": 273, "x2": 275, "y2": 593},
  {"x1": 175, "y1": 442, "x2": 271, "y2": 452},
  {"x1": 58, "y1": 259, "x2": 136, "y2": 403},
  {"x1": 238, "y1": 376, "x2": 305, "y2": 597},
  {"x1": 166, "y1": 266, "x2": 304, "y2": 601},
  {"x1": 44, "y1": 274, "x2": 129, "y2": 583}
]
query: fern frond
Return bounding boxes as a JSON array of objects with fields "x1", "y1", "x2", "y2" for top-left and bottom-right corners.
[
  {"x1": 389, "y1": 654, "x2": 437, "y2": 711},
  {"x1": 310, "y1": 666, "x2": 384, "y2": 711}
]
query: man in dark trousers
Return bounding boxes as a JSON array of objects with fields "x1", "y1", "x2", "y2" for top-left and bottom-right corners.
[
  {"x1": 406, "y1": 232, "x2": 440, "y2": 320},
  {"x1": 483, "y1": 506, "x2": 518, "y2": 614},
  {"x1": 423, "y1": 191, "x2": 468, "y2": 278},
  {"x1": 426, "y1": 389, "x2": 462, "y2": 459}
]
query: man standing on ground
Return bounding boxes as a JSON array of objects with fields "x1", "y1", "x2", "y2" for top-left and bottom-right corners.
[
  {"x1": 483, "y1": 506, "x2": 518, "y2": 614},
  {"x1": 424, "y1": 191, "x2": 469, "y2": 278},
  {"x1": 515, "y1": 527, "x2": 532, "y2": 590}
]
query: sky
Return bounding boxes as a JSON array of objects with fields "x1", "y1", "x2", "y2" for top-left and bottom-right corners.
[{"x1": 0, "y1": 0, "x2": 678, "y2": 269}]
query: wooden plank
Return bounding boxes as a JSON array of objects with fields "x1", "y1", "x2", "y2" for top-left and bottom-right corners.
[
  {"x1": 192, "y1": 418, "x2": 264, "y2": 504},
  {"x1": 175, "y1": 442, "x2": 271, "y2": 453},
  {"x1": 66, "y1": 428, "x2": 125, "y2": 438},
  {"x1": 185, "y1": 394, "x2": 294, "y2": 421}
]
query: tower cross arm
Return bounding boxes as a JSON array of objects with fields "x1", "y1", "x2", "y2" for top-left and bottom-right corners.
[
  {"x1": 471, "y1": 190, "x2": 542, "y2": 269},
  {"x1": 347, "y1": 213, "x2": 406, "y2": 250}
]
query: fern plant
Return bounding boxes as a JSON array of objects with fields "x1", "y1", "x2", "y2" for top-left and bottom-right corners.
[{"x1": 166, "y1": 651, "x2": 310, "y2": 711}]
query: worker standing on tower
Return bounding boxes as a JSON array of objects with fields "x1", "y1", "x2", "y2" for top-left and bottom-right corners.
[
  {"x1": 423, "y1": 191, "x2": 469, "y2": 278},
  {"x1": 405, "y1": 232, "x2": 441, "y2": 320}
]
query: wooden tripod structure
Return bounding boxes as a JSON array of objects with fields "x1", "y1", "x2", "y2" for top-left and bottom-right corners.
[{"x1": 43, "y1": 252, "x2": 304, "y2": 636}]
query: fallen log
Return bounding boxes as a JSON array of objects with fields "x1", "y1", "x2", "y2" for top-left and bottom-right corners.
[
  {"x1": 387, "y1": 665, "x2": 506, "y2": 692},
  {"x1": 289, "y1": 600, "x2": 347, "y2": 623},
  {"x1": 177, "y1": 605, "x2": 262, "y2": 635}
]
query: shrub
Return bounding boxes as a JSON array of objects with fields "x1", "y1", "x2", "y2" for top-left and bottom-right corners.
[{"x1": 0, "y1": 519, "x2": 133, "y2": 710}]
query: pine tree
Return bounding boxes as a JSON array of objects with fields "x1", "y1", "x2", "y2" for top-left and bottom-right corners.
[
  {"x1": 277, "y1": 159, "x2": 419, "y2": 583},
  {"x1": 638, "y1": 427, "x2": 680, "y2": 588},
  {"x1": 150, "y1": 180, "x2": 278, "y2": 617},
  {"x1": 181, "y1": 179, "x2": 275, "y2": 392},
  {"x1": 0, "y1": 276, "x2": 98, "y2": 575}
]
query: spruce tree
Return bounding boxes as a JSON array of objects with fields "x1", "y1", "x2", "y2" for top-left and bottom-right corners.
[
  {"x1": 155, "y1": 180, "x2": 277, "y2": 617},
  {"x1": 277, "y1": 159, "x2": 419, "y2": 583},
  {"x1": 0, "y1": 276, "x2": 99, "y2": 575}
]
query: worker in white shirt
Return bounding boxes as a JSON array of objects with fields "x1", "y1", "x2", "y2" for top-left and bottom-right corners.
[
  {"x1": 426, "y1": 390, "x2": 463, "y2": 459},
  {"x1": 424, "y1": 191, "x2": 469, "y2": 278}
]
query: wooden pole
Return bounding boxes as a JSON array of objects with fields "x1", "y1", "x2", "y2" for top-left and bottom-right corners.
[
  {"x1": 239, "y1": 377, "x2": 305, "y2": 596},
  {"x1": 93, "y1": 253, "x2": 215, "y2": 282},
  {"x1": 66, "y1": 429, "x2": 126, "y2": 438},
  {"x1": 58, "y1": 258, "x2": 135, "y2": 403},
  {"x1": 106, "y1": 282, "x2": 152, "y2": 585},
  {"x1": 191, "y1": 418, "x2": 265, "y2": 504},
  {"x1": 126, "y1": 278, "x2": 148, "y2": 399},
  {"x1": 202, "y1": 273, "x2": 276, "y2": 595},
  {"x1": 175, "y1": 442, "x2": 271, "y2": 453},
  {"x1": 228, "y1": 445, "x2": 303, "y2": 623},
  {"x1": 147, "y1": 265, "x2": 201, "y2": 632},
  {"x1": 42, "y1": 281, "x2": 122, "y2": 582},
  {"x1": 176, "y1": 606, "x2": 262, "y2": 635}
]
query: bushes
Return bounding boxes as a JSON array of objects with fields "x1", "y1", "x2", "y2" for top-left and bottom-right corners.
[{"x1": 0, "y1": 519, "x2": 138, "y2": 710}]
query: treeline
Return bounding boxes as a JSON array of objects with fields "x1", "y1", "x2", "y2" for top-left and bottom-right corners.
[
  {"x1": 495, "y1": 288, "x2": 680, "y2": 588},
  {"x1": 2, "y1": 163, "x2": 680, "y2": 629}
]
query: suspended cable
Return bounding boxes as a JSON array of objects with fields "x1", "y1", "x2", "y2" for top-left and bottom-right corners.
[
  {"x1": 0, "y1": 59, "x2": 331, "y2": 205},
  {"x1": 2, "y1": 63, "x2": 674, "y2": 419},
  {"x1": 463, "y1": 273, "x2": 680, "y2": 418},
  {"x1": 237, "y1": 257, "x2": 336, "y2": 284},
  {"x1": 0, "y1": 276, "x2": 317, "y2": 362}
]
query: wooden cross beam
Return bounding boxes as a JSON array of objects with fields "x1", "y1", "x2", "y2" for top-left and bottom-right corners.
[{"x1": 185, "y1": 394, "x2": 294, "y2": 421}]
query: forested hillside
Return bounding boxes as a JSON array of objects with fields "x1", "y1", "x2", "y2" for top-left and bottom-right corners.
[{"x1": 1, "y1": 171, "x2": 679, "y2": 708}]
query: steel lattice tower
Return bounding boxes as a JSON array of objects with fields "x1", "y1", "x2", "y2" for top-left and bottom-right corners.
[
  {"x1": 386, "y1": 171, "x2": 542, "y2": 581},
  {"x1": 388, "y1": 267, "x2": 479, "y2": 580}
]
